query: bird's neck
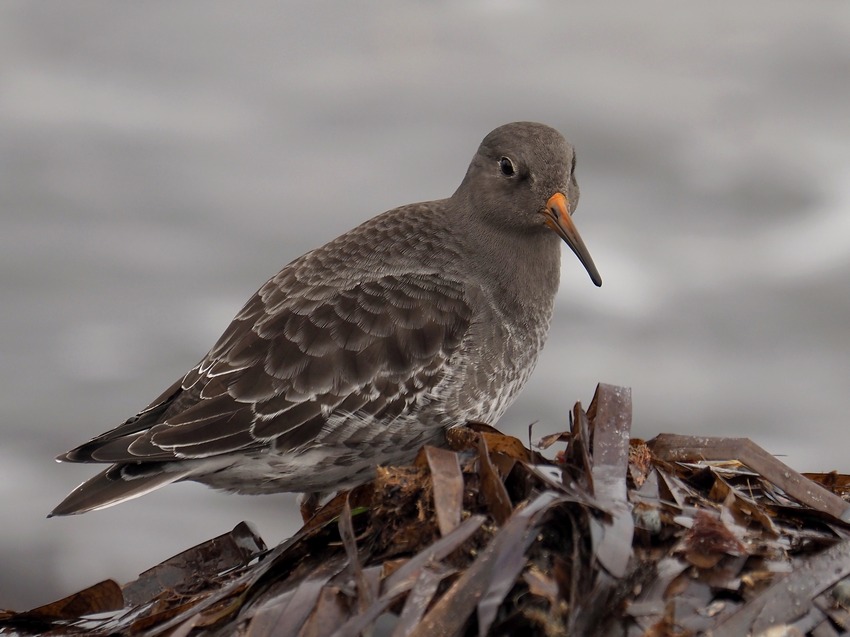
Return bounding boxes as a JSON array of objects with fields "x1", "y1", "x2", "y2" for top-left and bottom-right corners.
[{"x1": 464, "y1": 218, "x2": 562, "y2": 321}]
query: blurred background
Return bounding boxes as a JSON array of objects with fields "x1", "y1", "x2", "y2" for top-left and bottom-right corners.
[{"x1": 2, "y1": 0, "x2": 849, "y2": 610}]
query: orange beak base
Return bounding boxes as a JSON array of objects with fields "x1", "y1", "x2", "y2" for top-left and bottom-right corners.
[{"x1": 543, "y1": 193, "x2": 602, "y2": 287}]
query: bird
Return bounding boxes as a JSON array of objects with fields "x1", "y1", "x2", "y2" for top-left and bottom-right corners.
[{"x1": 50, "y1": 121, "x2": 602, "y2": 517}]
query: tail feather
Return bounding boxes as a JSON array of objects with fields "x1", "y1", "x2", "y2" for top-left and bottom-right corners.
[{"x1": 49, "y1": 464, "x2": 192, "y2": 517}]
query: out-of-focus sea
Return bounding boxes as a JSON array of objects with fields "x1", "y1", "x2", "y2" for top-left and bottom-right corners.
[{"x1": 2, "y1": 1, "x2": 849, "y2": 610}]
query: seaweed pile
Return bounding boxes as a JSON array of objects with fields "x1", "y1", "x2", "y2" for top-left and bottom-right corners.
[{"x1": 3, "y1": 384, "x2": 850, "y2": 636}]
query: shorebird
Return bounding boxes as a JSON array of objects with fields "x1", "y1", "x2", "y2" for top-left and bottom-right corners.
[{"x1": 51, "y1": 121, "x2": 601, "y2": 516}]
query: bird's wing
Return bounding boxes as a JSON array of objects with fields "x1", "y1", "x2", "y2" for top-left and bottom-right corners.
[{"x1": 60, "y1": 271, "x2": 473, "y2": 463}]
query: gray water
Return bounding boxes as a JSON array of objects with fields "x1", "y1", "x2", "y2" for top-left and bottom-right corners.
[{"x1": 2, "y1": 1, "x2": 849, "y2": 610}]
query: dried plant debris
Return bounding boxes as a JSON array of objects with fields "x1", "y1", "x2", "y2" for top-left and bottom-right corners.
[{"x1": 4, "y1": 383, "x2": 850, "y2": 636}]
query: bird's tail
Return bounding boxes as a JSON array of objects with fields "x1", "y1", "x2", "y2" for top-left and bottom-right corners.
[{"x1": 49, "y1": 463, "x2": 192, "y2": 517}]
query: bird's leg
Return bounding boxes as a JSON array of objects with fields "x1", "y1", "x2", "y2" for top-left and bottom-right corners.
[{"x1": 298, "y1": 491, "x2": 323, "y2": 522}]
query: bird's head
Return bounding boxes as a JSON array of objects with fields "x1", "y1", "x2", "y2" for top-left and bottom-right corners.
[{"x1": 457, "y1": 121, "x2": 602, "y2": 287}]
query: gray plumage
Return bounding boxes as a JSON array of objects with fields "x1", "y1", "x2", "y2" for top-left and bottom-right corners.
[{"x1": 50, "y1": 121, "x2": 601, "y2": 516}]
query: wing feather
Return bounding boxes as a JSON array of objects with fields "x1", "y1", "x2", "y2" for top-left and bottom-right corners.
[{"x1": 60, "y1": 272, "x2": 472, "y2": 465}]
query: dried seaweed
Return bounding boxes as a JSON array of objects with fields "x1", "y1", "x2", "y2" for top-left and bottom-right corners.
[
  {"x1": 3, "y1": 383, "x2": 850, "y2": 636},
  {"x1": 424, "y1": 445, "x2": 464, "y2": 536}
]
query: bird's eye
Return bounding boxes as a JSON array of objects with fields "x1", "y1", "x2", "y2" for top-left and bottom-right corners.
[{"x1": 499, "y1": 157, "x2": 516, "y2": 177}]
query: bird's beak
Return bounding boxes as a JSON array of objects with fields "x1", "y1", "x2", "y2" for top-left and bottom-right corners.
[{"x1": 542, "y1": 193, "x2": 602, "y2": 287}]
